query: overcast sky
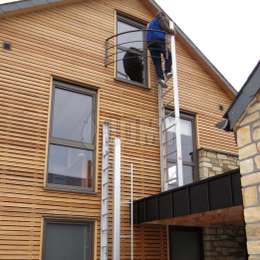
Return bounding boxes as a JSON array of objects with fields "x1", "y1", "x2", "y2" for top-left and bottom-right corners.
[
  {"x1": 0, "y1": 0, "x2": 259, "y2": 90},
  {"x1": 156, "y1": 0, "x2": 260, "y2": 90}
]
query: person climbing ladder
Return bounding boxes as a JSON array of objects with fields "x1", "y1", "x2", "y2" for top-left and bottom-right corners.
[{"x1": 147, "y1": 11, "x2": 175, "y2": 88}]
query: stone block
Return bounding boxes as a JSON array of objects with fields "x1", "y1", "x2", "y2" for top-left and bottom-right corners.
[
  {"x1": 253, "y1": 128, "x2": 260, "y2": 141},
  {"x1": 246, "y1": 223, "x2": 260, "y2": 239},
  {"x1": 243, "y1": 186, "x2": 258, "y2": 207},
  {"x1": 248, "y1": 256, "x2": 260, "y2": 260},
  {"x1": 240, "y1": 158, "x2": 254, "y2": 174},
  {"x1": 212, "y1": 166, "x2": 222, "y2": 171},
  {"x1": 239, "y1": 143, "x2": 257, "y2": 160},
  {"x1": 200, "y1": 162, "x2": 213, "y2": 168},
  {"x1": 241, "y1": 172, "x2": 260, "y2": 187},
  {"x1": 207, "y1": 151, "x2": 217, "y2": 158},
  {"x1": 240, "y1": 112, "x2": 260, "y2": 126},
  {"x1": 247, "y1": 241, "x2": 260, "y2": 255},
  {"x1": 253, "y1": 120, "x2": 260, "y2": 129},
  {"x1": 255, "y1": 155, "x2": 260, "y2": 169},
  {"x1": 244, "y1": 207, "x2": 260, "y2": 223},
  {"x1": 237, "y1": 126, "x2": 252, "y2": 147},
  {"x1": 217, "y1": 153, "x2": 227, "y2": 159},
  {"x1": 257, "y1": 142, "x2": 260, "y2": 152}
]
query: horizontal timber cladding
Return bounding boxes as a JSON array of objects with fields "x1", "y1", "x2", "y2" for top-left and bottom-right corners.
[
  {"x1": 0, "y1": 0, "x2": 236, "y2": 259},
  {"x1": 134, "y1": 169, "x2": 243, "y2": 224}
]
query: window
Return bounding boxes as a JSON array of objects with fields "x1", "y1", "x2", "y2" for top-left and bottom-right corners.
[
  {"x1": 43, "y1": 219, "x2": 93, "y2": 260},
  {"x1": 165, "y1": 112, "x2": 197, "y2": 189},
  {"x1": 116, "y1": 15, "x2": 147, "y2": 87},
  {"x1": 47, "y1": 81, "x2": 96, "y2": 192}
]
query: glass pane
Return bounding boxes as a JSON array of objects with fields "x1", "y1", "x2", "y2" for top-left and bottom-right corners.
[
  {"x1": 183, "y1": 165, "x2": 193, "y2": 185},
  {"x1": 117, "y1": 49, "x2": 145, "y2": 84},
  {"x1": 165, "y1": 116, "x2": 194, "y2": 162},
  {"x1": 48, "y1": 145, "x2": 94, "y2": 190},
  {"x1": 52, "y1": 88, "x2": 94, "y2": 144},
  {"x1": 166, "y1": 117, "x2": 177, "y2": 161},
  {"x1": 167, "y1": 162, "x2": 177, "y2": 189},
  {"x1": 44, "y1": 222, "x2": 91, "y2": 260},
  {"x1": 117, "y1": 20, "x2": 143, "y2": 49},
  {"x1": 166, "y1": 163, "x2": 193, "y2": 190}
]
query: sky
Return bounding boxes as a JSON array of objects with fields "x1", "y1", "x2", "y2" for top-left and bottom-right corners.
[
  {"x1": 0, "y1": 0, "x2": 259, "y2": 90},
  {"x1": 156, "y1": 0, "x2": 260, "y2": 90}
]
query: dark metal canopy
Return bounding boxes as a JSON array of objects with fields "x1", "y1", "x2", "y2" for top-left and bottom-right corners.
[{"x1": 133, "y1": 169, "x2": 242, "y2": 225}]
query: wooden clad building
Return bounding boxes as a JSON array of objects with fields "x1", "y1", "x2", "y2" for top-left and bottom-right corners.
[{"x1": 0, "y1": 0, "x2": 246, "y2": 259}]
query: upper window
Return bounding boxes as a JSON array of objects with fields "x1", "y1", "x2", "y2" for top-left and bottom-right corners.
[
  {"x1": 47, "y1": 81, "x2": 96, "y2": 192},
  {"x1": 165, "y1": 112, "x2": 197, "y2": 190},
  {"x1": 43, "y1": 219, "x2": 93, "y2": 260},
  {"x1": 116, "y1": 15, "x2": 147, "y2": 87}
]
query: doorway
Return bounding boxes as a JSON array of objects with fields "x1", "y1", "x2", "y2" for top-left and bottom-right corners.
[{"x1": 169, "y1": 226, "x2": 204, "y2": 260}]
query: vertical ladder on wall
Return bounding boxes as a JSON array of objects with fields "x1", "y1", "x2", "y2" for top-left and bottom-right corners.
[
  {"x1": 158, "y1": 23, "x2": 183, "y2": 191},
  {"x1": 101, "y1": 122, "x2": 110, "y2": 260}
]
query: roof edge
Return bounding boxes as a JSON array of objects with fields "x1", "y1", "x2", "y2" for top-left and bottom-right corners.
[
  {"x1": 221, "y1": 60, "x2": 260, "y2": 131},
  {"x1": 0, "y1": 0, "x2": 237, "y2": 98},
  {"x1": 148, "y1": 0, "x2": 236, "y2": 98}
]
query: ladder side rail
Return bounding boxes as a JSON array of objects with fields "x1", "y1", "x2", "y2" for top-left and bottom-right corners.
[
  {"x1": 158, "y1": 86, "x2": 167, "y2": 191},
  {"x1": 130, "y1": 164, "x2": 134, "y2": 260},
  {"x1": 100, "y1": 122, "x2": 110, "y2": 260},
  {"x1": 170, "y1": 22, "x2": 184, "y2": 187},
  {"x1": 113, "y1": 138, "x2": 121, "y2": 260}
]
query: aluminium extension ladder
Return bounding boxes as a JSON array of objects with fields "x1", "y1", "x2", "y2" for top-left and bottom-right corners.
[
  {"x1": 158, "y1": 28, "x2": 183, "y2": 191},
  {"x1": 100, "y1": 122, "x2": 110, "y2": 260}
]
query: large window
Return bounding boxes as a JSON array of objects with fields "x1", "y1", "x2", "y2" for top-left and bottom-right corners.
[
  {"x1": 116, "y1": 15, "x2": 147, "y2": 87},
  {"x1": 47, "y1": 81, "x2": 96, "y2": 192},
  {"x1": 43, "y1": 219, "x2": 93, "y2": 260},
  {"x1": 165, "y1": 112, "x2": 197, "y2": 189}
]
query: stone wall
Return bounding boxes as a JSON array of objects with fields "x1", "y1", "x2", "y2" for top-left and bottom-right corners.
[
  {"x1": 237, "y1": 92, "x2": 260, "y2": 259},
  {"x1": 198, "y1": 148, "x2": 246, "y2": 259},
  {"x1": 199, "y1": 148, "x2": 239, "y2": 180},
  {"x1": 203, "y1": 226, "x2": 247, "y2": 260}
]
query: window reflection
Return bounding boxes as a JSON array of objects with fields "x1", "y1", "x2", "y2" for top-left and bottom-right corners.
[
  {"x1": 117, "y1": 21, "x2": 143, "y2": 50},
  {"x1": 52, "y1": 88, "x2": 93, "y2": 144},
  {"x1": 165, "y1": 117, "x2": 193, "y2": 162},
  {"x1": 48, "y1": 82, "x2": 96, "y2": 192},
  {"x1": 117, "y1": 48, "x2": 145, "y2": 83},
  {"x1": 165, "y1": 113, "x2": 196, "y2": 189},
  {"x1": 117, "y1": 16, "x2": 146, "y2": 85},
  {"x1": 48, "y1": 145, "x2": 93, "y2": 189}
]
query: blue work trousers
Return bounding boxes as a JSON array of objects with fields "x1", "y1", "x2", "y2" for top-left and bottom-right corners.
[{"x1": 148, "y1": 41, "x2": 172, "y2": 80}]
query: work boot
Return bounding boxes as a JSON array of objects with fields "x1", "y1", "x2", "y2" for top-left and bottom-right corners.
[
  {"x1": 158, "y1": 79, "x2": 167, "y2": 88},
  {"x1": 166, "y1": 72, "x2": 173, "y2": 81}
]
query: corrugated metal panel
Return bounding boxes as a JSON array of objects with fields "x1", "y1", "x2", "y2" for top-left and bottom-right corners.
[{"x1": 134, "y1": 169, "x2": 242, "y2": 224}]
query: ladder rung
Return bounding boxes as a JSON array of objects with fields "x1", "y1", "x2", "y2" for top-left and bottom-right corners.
[
  {"x1": 162, "y1": 136, "x2": 176, "y2": 145},
  {"x1": 121, "y1": 202, "x2": 131, "y2": 205},
  {"x1": 102, "y1": 166, "x2": 109, "y2": 172},
  {"x1": 163, "y1": 110, "x2": 175, "y2": 120},
  {"x1": 165, "y1": 99, "x2": 175, "y2": 108},
  {"x1": 163, "y1": 123, "x2": 176, "y2": 132},
  {"x1": 103, "y1": 151, "x2": 109, "y2": 157},
  {"x1": 167, "y1": 179, "x2": 177, "y2": 183},
  {"x1": 164, "y1": 150, "x2": 177, "y2": 158},
  {"x1": 162, "y1": 88, "x2": 173, "y2": 98}
]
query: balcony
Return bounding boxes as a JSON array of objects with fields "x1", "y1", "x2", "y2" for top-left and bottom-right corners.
[{"x1": 133, "y1": 169, "x2": 243, "y2": 226}]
